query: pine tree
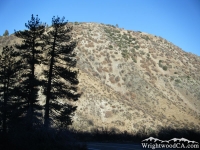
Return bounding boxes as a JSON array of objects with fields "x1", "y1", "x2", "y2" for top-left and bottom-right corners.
[
  {"x1": 43, "y1": 16, "x2": 80, "y2": 128},
  {"x1": 0, "y1": 46, "x2": 24, "y2": 135},
  {"x1": 14, "y1": 14, "x2": 45, "y2": 128},
  {"x1": 3, "y1": 30, "x2": 9, "y2": 36}
]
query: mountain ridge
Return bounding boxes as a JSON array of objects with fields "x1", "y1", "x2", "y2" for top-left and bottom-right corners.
[{"x1": 0, "y1": 22, "x2": 200, "y2": 134}]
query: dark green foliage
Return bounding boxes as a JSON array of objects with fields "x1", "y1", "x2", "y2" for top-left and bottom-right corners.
[
  {"x1": 147, "y1": 53, "x2": 150, "y2": 59},
  {"x1": 130, "y1": 48, "x2": 135, "y2": 53},
  {"x1": 0, "y1": 14, "x2": 82, "y2": 149},
  {"x1": 0, "y1": 46, "x2": 16, "y2": 134},
  {"x1": 104, "y1": 27, "x2": 112, "y2": 34},
  {"x1": 159, "y1": 60, "x2": 167, "y2": 71},
  {"x1": 121, "y1": 50, "x2": 129, "y2": 60},
  {"x1": 3, "y1": 30, "x2": 9, "y2": 36},
  {"x1": 14, "y1": 14, "x2": 45, "y2": 128},
  {"x1": 0, "y1": 46, "x2": 26, "y2": 134},
  {"x1": 42, "y1": 16, "x2": 80, "y2": 128},
  {"x1": 163, "y1": 66, "x2": 167, "y2": 71},
  {"x1": 109, "y1": 45, "x2": 113, "y2": 49},
  {"x1": 131, "y1": 56, "x2": 137, "y2": 63},
  {"x1": 175, "y1": 79, "x2": 181, "y2": 83},
  {"x1": 159, "y1": 60, "x2": 163, "y2": 67},
  {"x1": 134, "y1": 45, "x2": 140, "y2": 50}
]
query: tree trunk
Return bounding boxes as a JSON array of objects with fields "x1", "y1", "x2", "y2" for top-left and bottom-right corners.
[{"x1": 44, "y1": 34, "x2": 56, "y2": 128}]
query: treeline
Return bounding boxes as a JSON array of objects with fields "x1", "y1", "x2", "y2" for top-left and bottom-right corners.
[{"x1": 0, "y1": 14, "x2": 83, "y2": 150}]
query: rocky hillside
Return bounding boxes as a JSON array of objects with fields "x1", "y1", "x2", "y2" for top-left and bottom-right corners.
[{"x1": 0, "y1": 22, "x2": 200, "y2": 134}]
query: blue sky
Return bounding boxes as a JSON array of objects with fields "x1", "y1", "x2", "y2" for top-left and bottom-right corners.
[{"x1": 0, "y1": 0, "x2": 200, "y2": 56}]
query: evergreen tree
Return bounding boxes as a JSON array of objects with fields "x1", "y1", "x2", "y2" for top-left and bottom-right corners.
[
  {"x1": 3, "y1": 30, "x2": 9, "y2": 36},
  {"x1": 43, "y1": 16, "x2": 80, "y2": 128},
  {"x1": 14, "y1": 14, "x2": 45, "y2": 128},
  {"x1": 0, "y1": 46, "x2": 23, "y2": 135}
]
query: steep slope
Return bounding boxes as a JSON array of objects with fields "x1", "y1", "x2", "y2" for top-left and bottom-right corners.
[
  {"x1": 0, "y1": 22, "x2": 200, "y2": 134},
  {"x1": 71, "y1": 22, "x2": 200, "y2": 133}
]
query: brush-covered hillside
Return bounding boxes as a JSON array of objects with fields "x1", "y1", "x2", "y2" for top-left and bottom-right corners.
[{"x1": 0, "y1": 22, "x2": 200, "y2": 134}]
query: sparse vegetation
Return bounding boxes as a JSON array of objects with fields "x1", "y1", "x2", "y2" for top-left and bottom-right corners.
[
  {"x1": 142, "y1": 35, "x2": 150, "y2": 41},
  {"x1": 1, "y1": 21, "x2": 200, "y2": 148},
  {"x1": 121, "y1": 50, "x2": 130, "y2": 60}
]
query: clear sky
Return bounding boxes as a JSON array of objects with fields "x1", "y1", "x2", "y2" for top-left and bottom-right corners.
[{"x1": 0, "y1": 0, "x2": 200, "y2": 56}]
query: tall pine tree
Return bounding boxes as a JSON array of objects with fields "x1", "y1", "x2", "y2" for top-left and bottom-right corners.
[
  {"x1": 43, "y1": 16, "x2": 80, "y2": 128},
  {"x1": 0, "y1": 46, "x2": 24, "y2": 135},
  {"x1": 14, "y1": 14, "x2": 45, "y2": 128}
]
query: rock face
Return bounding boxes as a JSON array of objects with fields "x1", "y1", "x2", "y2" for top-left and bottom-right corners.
[{"x1": 1, "y1": 22, "x2": 200, "y2": 133}]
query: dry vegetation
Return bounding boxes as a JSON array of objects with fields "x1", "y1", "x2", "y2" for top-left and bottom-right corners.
[{"x1": 1, "y1": 22, "x2": 200, "y2": 135}]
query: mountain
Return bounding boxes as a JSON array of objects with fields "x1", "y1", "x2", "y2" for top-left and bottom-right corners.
[{"x1": 0, "y1": 22, "x2": 200, "y2": 134}]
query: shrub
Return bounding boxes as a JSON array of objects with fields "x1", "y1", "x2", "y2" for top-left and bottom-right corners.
[
  {"x1": 175, "y1": 79, "x2": 181, "y2": 83},
  {"x1": 130, "y1": 48, "x2": 135, "y2": 53},
  {"x1": 88, "y1": 120, "x2": 94, "y2": 126},
  {"x1": 109, "y1": 45, "x2": 113, "y2": 49},
  {"x1": 74, "y1": 21, "x2": 79, "y2": 25},
  {"x1": 134, "y1": 45, "x2": 140, "y2": 50},
  {"x1": 121, "y1": 50, "x2": 129, "y2": 60},
  {"x1": 140, "y1": 50, "x2": 145, "y2": 55},
  {"x1": 163, "y1": 66, "x2": 167, "y2": 71},
  {"x1": 122, "y1": 34, "x2": 129, "y2": 40},
  {"x1": 147, "y1": 53, "x2": 150, "y2": 59},
  {"x1": 113, "y1": 76, "x2": 120, "y2": 82},
  {"x1": 131, "y1": 56, "x2": 137, "y2": 63},
  {"x1": 159, "y1": 60, "x2": 163, "y2": 67}
]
